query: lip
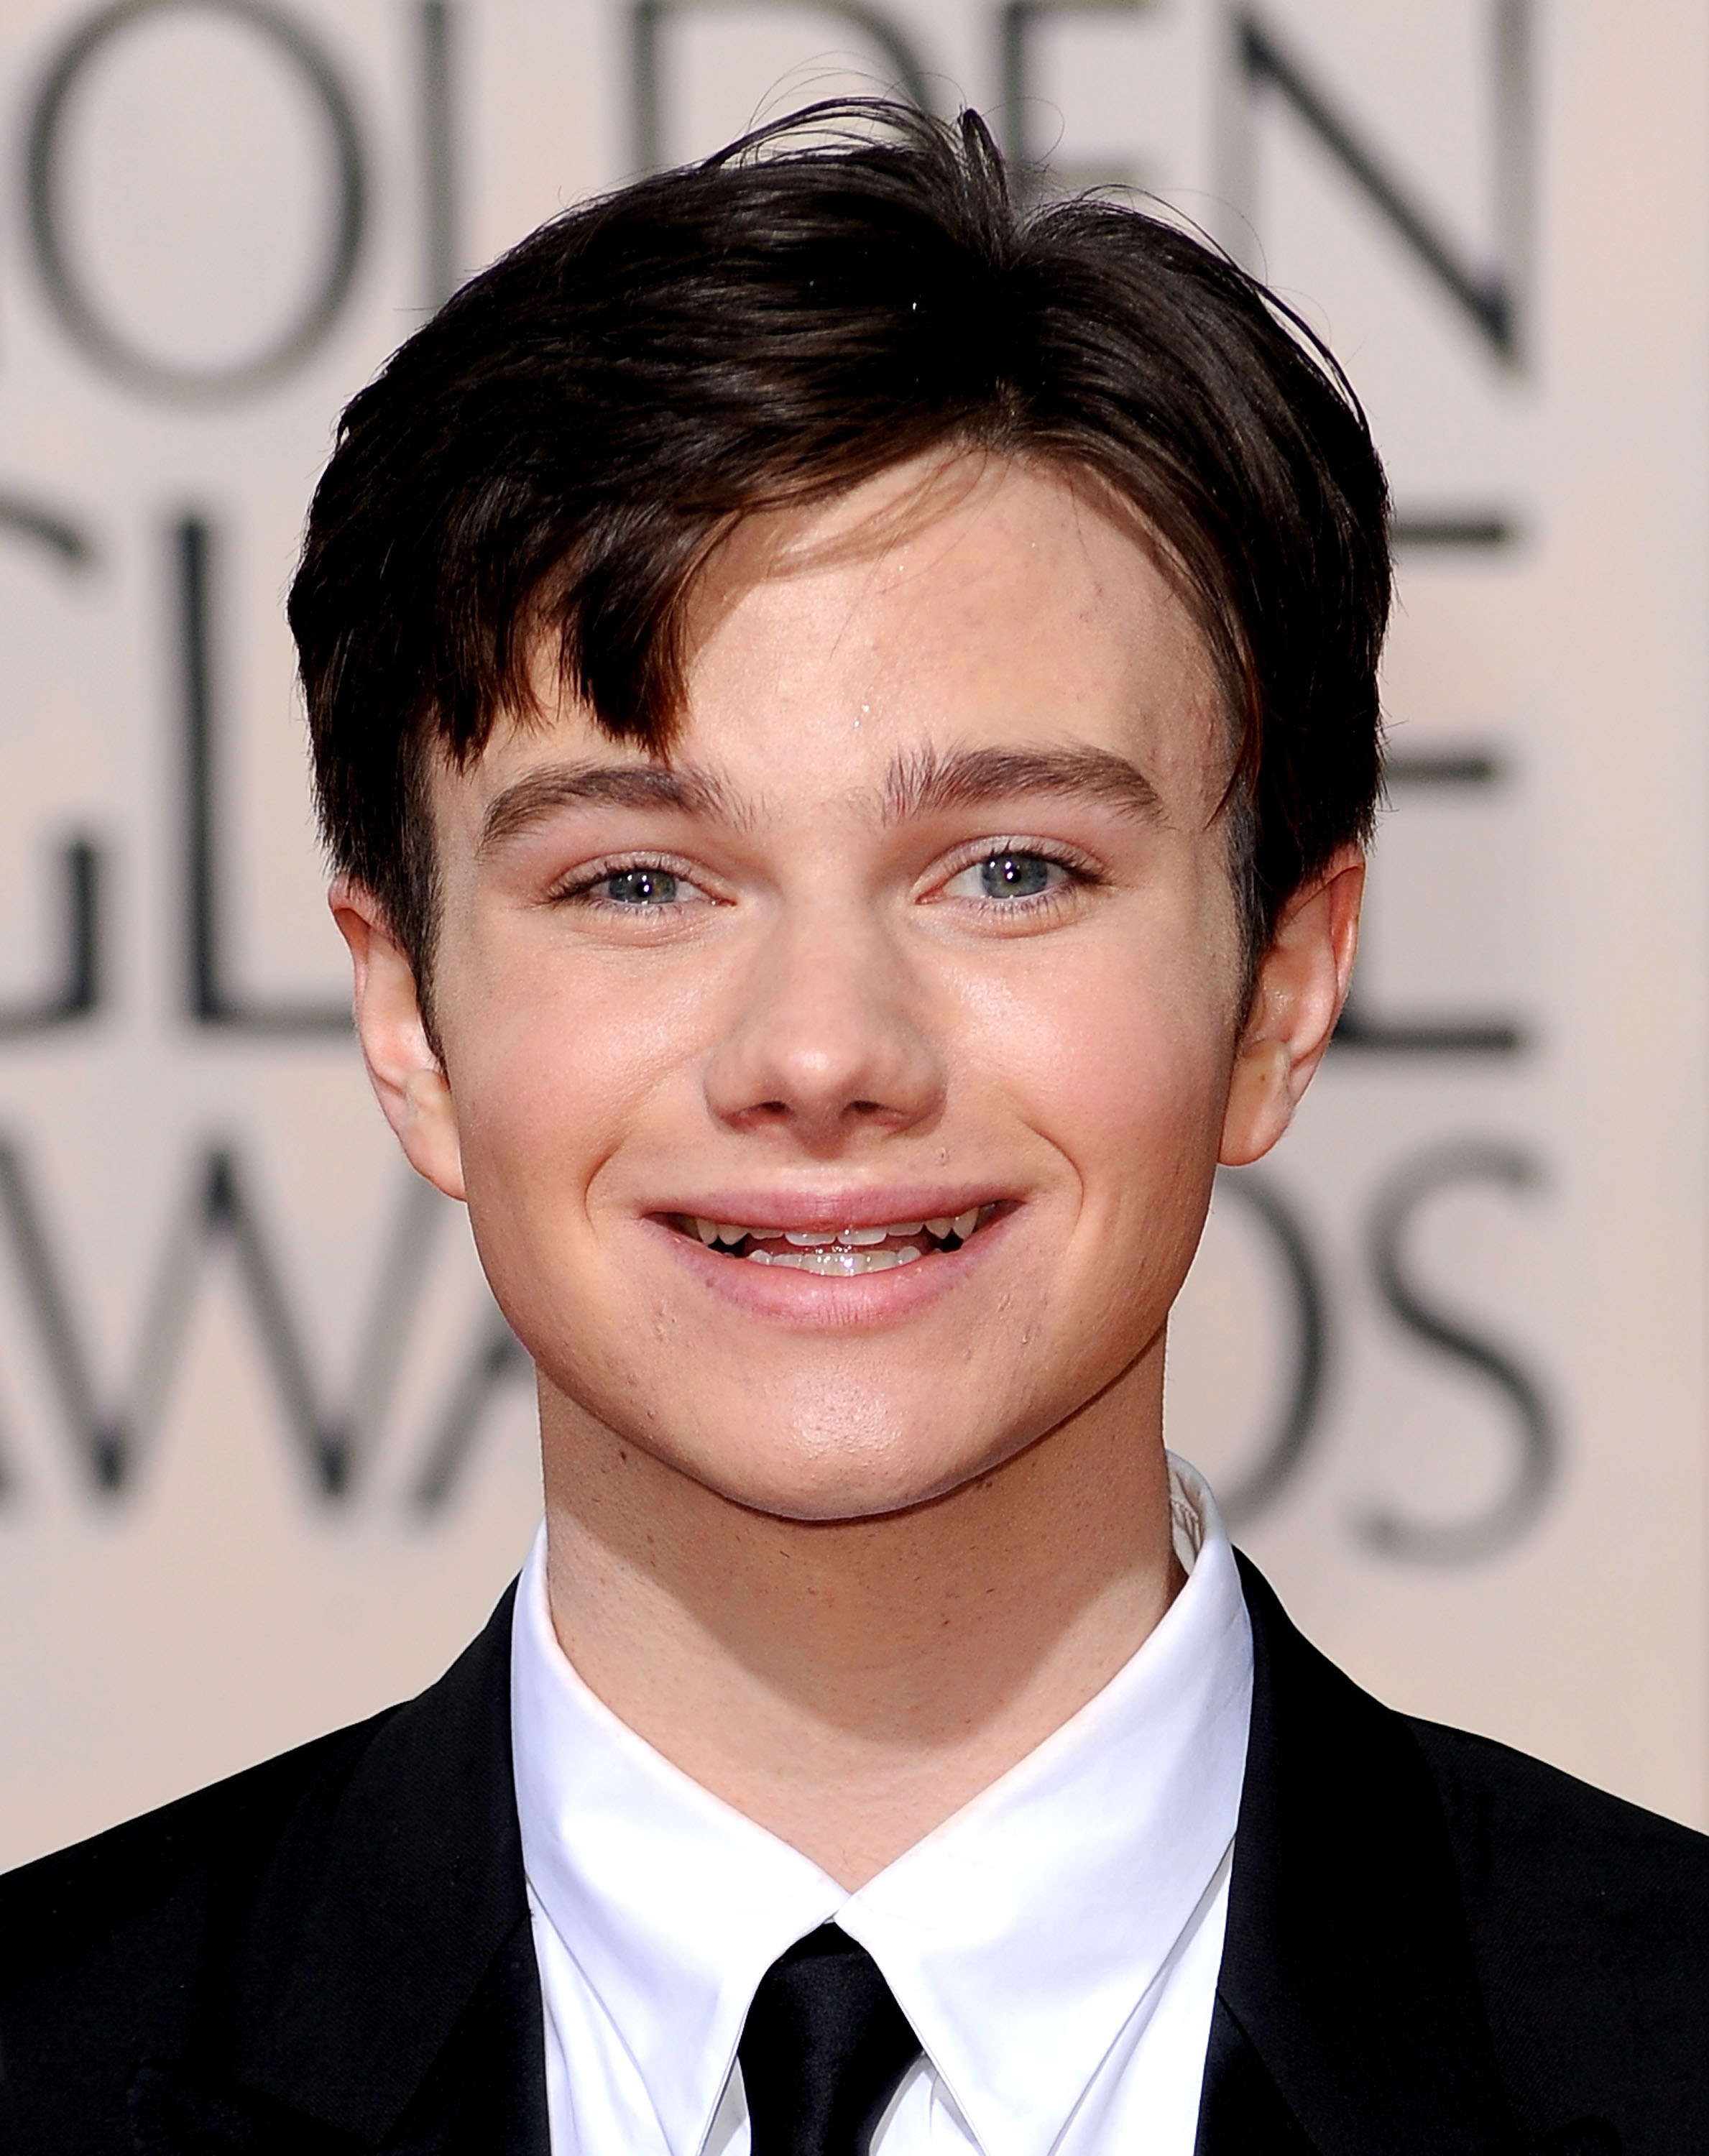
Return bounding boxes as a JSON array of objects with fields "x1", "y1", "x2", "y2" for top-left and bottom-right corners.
[
  {"x1": 639, "y1": 1199, "x2": 1016, "y2": 1328},
  {"x1": 649, "y1": 1187, "x2": 1009, "y2": 1233}
]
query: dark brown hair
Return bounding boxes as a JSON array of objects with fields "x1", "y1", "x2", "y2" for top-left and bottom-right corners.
[{"x1": 290, "y1": 100, "x2": 1389, "y2": 1012}]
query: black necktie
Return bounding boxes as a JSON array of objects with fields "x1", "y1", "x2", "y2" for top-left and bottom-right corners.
[{"x1": 739, "y1": 1924, "x2": 924, "y2": 2156}]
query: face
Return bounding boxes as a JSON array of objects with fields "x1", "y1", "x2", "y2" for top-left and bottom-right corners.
[{"x1": 341, "y1": 453, "x2": 1358, "y2": 1521}]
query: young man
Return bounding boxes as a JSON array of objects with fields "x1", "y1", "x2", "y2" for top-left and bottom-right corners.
[{"x1": 3, "y1": 101, "x2": 1705, "y2": 2156}]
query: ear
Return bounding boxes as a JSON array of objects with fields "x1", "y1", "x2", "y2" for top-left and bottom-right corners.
[
  {"x1": 1220, "y1": 846, "x2": 1365, "y2": 1168},
  {"x1": 330, "y1": 878, "x2": 466, "y2": 1202}
]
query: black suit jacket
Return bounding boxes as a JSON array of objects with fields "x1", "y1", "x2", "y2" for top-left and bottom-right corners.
[{"x1": 3, "y1": 1557, "x2": 1706, "y2": 2155}]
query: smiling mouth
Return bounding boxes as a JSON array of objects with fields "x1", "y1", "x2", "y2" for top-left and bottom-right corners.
[{"x1": 671, "y1": 1205, "x2": 1000, "y2": 1275}]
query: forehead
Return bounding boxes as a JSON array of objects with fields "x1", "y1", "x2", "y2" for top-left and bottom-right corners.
[{"x1": 448, "y1": 452, "x2": 1228, "y2": 829}]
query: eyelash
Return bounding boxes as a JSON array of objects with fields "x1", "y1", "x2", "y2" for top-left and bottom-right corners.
[
  {"x1": 545, "y1": 842, "x2": 1106, "y2": 913},
  {"x1": 547, "y1": 855, "x2": 709, "y2": 909},
  {"x1": 934, "y1": 841, "x2": 1105, "y2": 908}
]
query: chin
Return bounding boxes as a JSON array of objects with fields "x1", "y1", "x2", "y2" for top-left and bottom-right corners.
[{"x1": 677, "y1": 1414, "x2": 1021, "y2": 1525}]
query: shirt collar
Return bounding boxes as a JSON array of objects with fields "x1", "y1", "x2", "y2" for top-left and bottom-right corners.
[
  {"x1": 836, "y1": 1458, "x2": 1252, "y2": 2156},
  {"x1": 511, "y1": 1455, "x2": 1252, "y2": 2156},
  {"x1": 511, "y1": 1539, "x2": 842, "y2": 2155}
]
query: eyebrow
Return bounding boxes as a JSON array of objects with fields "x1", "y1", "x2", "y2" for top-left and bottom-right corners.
[
  {"x1": 476, "y1": 740, "x2": 1164, "y2": 858},
  {"x1": 476, "y1": 761, "x2": 745, "y2": 856},
  {"x1": 882, "y1": 745, "x2": 1164, "y2": 824}
]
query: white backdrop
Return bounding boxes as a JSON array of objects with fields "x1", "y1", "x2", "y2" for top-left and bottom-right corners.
[{"x1": 1, "y1": 0, "x2": 1705, "y2": 1869}]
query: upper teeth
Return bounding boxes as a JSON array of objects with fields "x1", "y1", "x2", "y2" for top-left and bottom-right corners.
[{"x1": 691, "y1": 1207, "x2": 986, "y2": 1252}]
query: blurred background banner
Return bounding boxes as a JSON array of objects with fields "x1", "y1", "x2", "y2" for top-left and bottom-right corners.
[{"x1": 1, "y1": 0, "x2": 1706, "y2": 1869}]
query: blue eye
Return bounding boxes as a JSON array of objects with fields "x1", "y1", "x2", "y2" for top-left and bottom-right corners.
[
  {"x1": 602, "y1": 867, "x2": 681, "y2": 905},
  {"x1": 975, "y1": 852, "x2": 1054, "y2": 899},
  {"x1": 941, "y1": 851, "x2": 1074, "y2": 905}
]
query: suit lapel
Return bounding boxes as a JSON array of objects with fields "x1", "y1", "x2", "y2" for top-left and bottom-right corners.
[
  {"x1": 1197, "y1": 1556, "x2": 1519, "y2": 2156},
  {"x1": 132, "y1": 1585, "x2": 549, "y2": 2156},
  {"x1": 1193, "y1": 1994, "x2": 1318, "y2": 2153}
]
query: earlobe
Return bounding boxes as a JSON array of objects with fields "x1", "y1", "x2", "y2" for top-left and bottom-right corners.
[
  {"x1": 329, "y1": 879, "x2": 466, "y2": 1202},
  {"x1": 1219, "y1": 848, "x2": 1364, "y2": 1169}
]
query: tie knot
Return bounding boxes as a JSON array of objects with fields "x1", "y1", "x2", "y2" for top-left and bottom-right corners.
[{"x1": 739, "y1": 1925, "x2": 923, "y2": 2156}]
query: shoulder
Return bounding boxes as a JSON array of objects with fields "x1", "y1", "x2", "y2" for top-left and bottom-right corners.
[
  {"x1": 1408, "y1": 1715, "x2": 1709, "y2": 2139},
  {"x1": 1234, "y1": 1554, "x2": 1709, "y2": 2146},
  {"x1": 0, "y1": 1712, "x2": 396, "y2": 2146},
  {"x1": 1409, "y1": 1710, "x2": 1709, "y2": 1959},
  {"x1": 1411, "y1": 1712, "x2": 1709, "y2": 1892},
  {"x1": 0, "y1": 1586, "x2": 522, "y2": 2156},
  {"x1": 0, "y1": 1710, "x2": 395, "y2": 1983}
]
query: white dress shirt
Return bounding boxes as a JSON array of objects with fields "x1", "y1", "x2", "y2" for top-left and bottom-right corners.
[{"x1": 510, "y1": 1455, "x2": 1253, "y2": 2156}]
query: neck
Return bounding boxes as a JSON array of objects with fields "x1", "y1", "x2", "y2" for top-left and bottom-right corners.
[{"x1": 540, "y1": 1362, "x2": 1184, "y2": 1889}]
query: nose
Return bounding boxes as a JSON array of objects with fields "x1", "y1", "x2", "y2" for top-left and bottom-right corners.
[{"x1": 701, "y1": 903, "x2": 946, "y2": 1148}]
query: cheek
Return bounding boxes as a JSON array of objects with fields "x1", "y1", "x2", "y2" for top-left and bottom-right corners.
[
  {"x1": 957, "y1": 914, "x2": 1238, "y2": 1240},
  {"x1": 973, "y1": 886, "x2": 1237, "y2": 1102},
  {"x1": 443, "y1": 950, "x2": 691, "y2": 1245},
  {"x1": 1064, "y1": 990, "x2": 1230, "y2": 1207}
]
